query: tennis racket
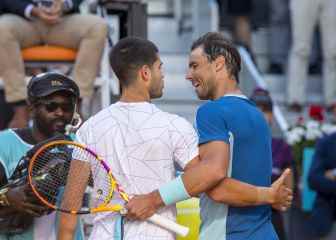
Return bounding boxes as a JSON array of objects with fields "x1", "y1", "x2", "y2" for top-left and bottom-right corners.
[{"x1": 27, "y1": 140, "x2": 189, "y2": 237}]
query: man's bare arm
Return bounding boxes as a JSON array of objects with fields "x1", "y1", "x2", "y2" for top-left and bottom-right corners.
[
  {"x1": 182, "y1": 141, "x2": 229, "y2": 197},
  {"x1": 126, "y1": 141, "x2": 229, "y2": 219},
  {"x1": 185, "y1": 141, "x2": 292, "y2": 209},
  {"x1": 126, "y1": 141, "x2": 292, "y2": 220},
  {"x1": 206, "y1": 169, "x2": 292, "y2": 210},
  {"x1": 58, "y1": 213, "x2": 78, "y2": 240}
]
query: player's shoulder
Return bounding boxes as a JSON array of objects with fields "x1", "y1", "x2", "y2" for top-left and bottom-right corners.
[
  {"x1": 163, "y1": 110, "x2": 189, "y2": 124},
  {"x1": 196, "y1": 101, "x2": 223, "y2": 119},
  {"x1": 0, "y1": 129, "x2": 18, "y2": 142},
  {"x1": 0, "y1": 129, "x2": 27, "y2": 157},
  {"x1": 85, "y1": 104, "x2": 119, "y2": 126},
  {"x1": 0, "y1": 130, "x2": 16, "y2": 154},
  {"x1": 145, "y1": 103, "x2": 182, "y2": 120},
  {"x1": 76, "y1": 107, "x2": 112, "y2": 137},
  {"x1": 198, "y1": 100, "x2": 218, "y2": 111},
  {"x1": 0, "y1": 129, "x2": 12, "y2": 137}
]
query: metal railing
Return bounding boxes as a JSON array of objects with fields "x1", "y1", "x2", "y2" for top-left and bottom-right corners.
[{"x1": 239, "y1": 47, "x2": 289, "y2": 133}]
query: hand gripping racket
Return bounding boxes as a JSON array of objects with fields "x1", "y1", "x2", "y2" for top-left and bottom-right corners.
[{"x1": 27, "y1": 140, "x2": 189, "y2": 237}]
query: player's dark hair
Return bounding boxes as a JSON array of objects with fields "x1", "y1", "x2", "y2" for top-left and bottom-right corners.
[
  {"x1": 191, "y1": 32, "x2": 241, "y2": 83},
  {"x1": 109, "y1": 37, "x2": 159, "y2": 87}
]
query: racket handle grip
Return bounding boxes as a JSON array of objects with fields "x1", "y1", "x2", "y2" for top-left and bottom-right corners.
[{"x1": 148, "y1": 214, "x2": 189, "y2": 237}]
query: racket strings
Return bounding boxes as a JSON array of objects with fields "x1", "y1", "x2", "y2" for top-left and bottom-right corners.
[
  {"x1": 29, "y1": 143, "x2": 113, "y2": 213},
  {"x1": 31, "y1": 147, "x2": 71, "y2": 205}
]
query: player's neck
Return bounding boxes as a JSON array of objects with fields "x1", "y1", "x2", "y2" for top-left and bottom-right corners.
[
  {"x1": 120, "y1": 85, "x2": 151, "y2": 103},
  {"x1": 222, "y1": 88, "x2": 242, "y2": 96},
  {"x1": 213, "y1": 81, "x2": 241, "y2": 100}
]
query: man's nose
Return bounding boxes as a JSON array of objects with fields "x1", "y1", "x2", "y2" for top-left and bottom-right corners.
[
  {"x1": 186, "y1": 71, "x2": 192, "y2": 81},
  {"x1": 54, "y1": 107, "x2": 65, "y2": 116}
]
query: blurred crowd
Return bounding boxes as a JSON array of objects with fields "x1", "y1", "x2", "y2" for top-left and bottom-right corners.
[
  {"x1": 0, "y1": 0, "x2": 108, "y2": 130},
  {"x1": 251, "y1": 88, "x2": 336, "y2": 240},
  {"x1": 216, "y1": 0, "x2": 336, "y2": 113},
  {"x1": 1, "y1": 0, "x2": 336, "y2": 128}
]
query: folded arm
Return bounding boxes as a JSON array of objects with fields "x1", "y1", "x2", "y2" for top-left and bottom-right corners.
[
  {"x1": 189, "y1": 141, "x2": 292, "y2": 209},
  {"x1": 126, "y1": 140, "x2": 292, "y2": 220}
]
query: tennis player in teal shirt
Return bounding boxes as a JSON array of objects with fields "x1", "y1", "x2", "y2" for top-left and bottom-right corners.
[{"x1": 0, "y1": 72, "x2": 84, "y2": 240}]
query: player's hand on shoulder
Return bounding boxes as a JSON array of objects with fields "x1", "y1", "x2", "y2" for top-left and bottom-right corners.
[{"x1": 270, "y1": 169, "x2": 293, "y2": 211}]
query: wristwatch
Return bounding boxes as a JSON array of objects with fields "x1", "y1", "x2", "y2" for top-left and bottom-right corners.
[{"x1": 0, "y1": 187, "x2": 10, "y2": 207}]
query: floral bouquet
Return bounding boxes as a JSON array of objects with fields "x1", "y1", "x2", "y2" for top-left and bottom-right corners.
[{"x1": 285, "y1": 105, "x2": 336, "y2": 176}]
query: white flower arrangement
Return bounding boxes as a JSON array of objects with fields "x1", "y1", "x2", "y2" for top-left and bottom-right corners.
[
  {"x1": 285, "y1": 118, "x2": 336, "y2": 176},
  {"x1": 285, "y1": 120, "x2": 336, "y2": 146}
]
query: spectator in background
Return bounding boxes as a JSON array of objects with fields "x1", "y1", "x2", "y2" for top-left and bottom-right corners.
[
  {"x1": 226, "y1": 0, "x2": 254, "y2": 56},
  {"x1": 308, "y1": 132, "x2": 336, "y2": 240},
  {"x1": 250, "y1": 88, "x2": 293, "y2": 240},
  {"x1": 268, "y1": 0, "x2": 323, "y2": 75},
  {"x1": 216, "y1": 0, "x2": 256, "y2": 63},
  {"x1": 0, "y1": 72, "x2": 83, "y2": 239},
  {"x1": 0, "y1": 0, "x2": 108, "y2": 128},
  {"x1": 287, "y1": 0, "x2": 336, "y2": 112},
  {"x1": 268, "y1": 0, "x2": 290, "y2": 74}
]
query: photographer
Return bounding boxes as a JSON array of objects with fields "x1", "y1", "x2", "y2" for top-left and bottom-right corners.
[{"x1": 0, "y1": 72, "x2": 83, "y2": 239}]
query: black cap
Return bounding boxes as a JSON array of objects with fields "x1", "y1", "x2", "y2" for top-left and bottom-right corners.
[{"x1": 27, "y1": 72, "x2": 80, "y2": 102}]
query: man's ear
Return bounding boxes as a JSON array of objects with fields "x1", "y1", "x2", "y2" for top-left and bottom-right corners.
[
  {"x1": 140, "y1": 65, "x2": 152, "y2": 82},
  {"x1": 214, "y1": 56, "x2": 225, "y2": 72}
]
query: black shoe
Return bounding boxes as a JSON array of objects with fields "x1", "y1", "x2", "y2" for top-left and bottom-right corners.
[
  {"x1": 268, "y1": 63, "x2": 284, "y2": 74},
  {"x1": 308, "y1": 63, "x2": 322, "y2": 75}
]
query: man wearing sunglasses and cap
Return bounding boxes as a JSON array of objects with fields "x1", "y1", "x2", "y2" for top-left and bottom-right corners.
[{"x1": 0, "y1": 72, "x2": 84, "y2": 239}]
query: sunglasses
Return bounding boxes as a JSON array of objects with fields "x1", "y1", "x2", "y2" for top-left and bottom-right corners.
[{"x1": 36, "y1": 100, "x2": 75, "y2": 113}]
